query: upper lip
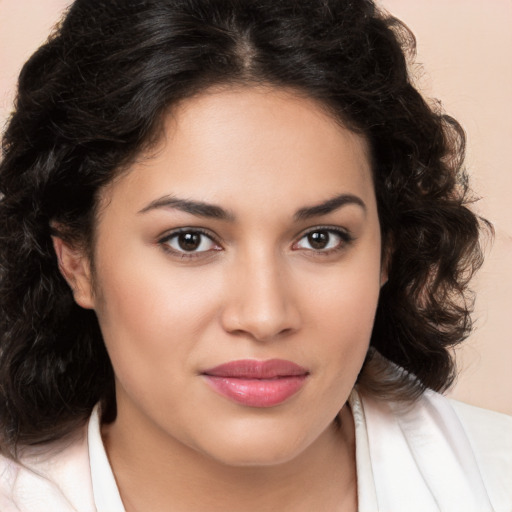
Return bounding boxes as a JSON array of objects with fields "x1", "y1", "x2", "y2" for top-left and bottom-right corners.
[{"x1": 202, "y1": 359, "x2": 309, "y2": 379}]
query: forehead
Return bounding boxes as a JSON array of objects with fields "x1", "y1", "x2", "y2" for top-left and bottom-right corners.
[{"x1": 101, "y1": 85, "x2": 375, "y2": 217}]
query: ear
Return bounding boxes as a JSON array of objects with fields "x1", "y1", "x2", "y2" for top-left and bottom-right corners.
[
  {"x1": 380, "y1": 236, "x2": 393, "y2": 287},
  {"x1": 380, "y1": 266, "x2": 388, "y2": 287},
  {"x1": 52, "y1": 236, "x2": 95, "y2": 309}
]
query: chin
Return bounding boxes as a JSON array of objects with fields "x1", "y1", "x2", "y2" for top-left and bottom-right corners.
[
  {"x1": 194, "y1": 416, "x2": 329, "y2": 468},
  {"x1": 205, "y1": 443, "x2": 305, "y2": 468}
]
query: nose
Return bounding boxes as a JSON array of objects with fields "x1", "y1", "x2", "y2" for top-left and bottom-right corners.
[{"x1": 220, "y1": 251, "x2": 301, "y2": 342}]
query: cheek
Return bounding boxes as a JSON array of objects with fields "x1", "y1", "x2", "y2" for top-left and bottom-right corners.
[
  {"x1": 307, "y1": 251, "x2": 381, "y2": 333},
  {"x1": 96, "y1": 235, "x2": 216, "y2": 318},
  {"x1": 315, "y1": 283, "x2": 378, "y2": 370},
  {"x1": 303, "y1": 251, "x2": 382, "y2": 376},
  {"x1": 92, "y1": 248, "x2": 223, "y2": 378}
]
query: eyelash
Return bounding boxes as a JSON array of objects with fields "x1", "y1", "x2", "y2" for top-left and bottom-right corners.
[
  {"x1": 293, "y1": 226, "x2": 354, "y2": 256},
  {"x1": 158, "y1": 228, "x2": 222, "y2": 259},
  {"x1": 158, "y1": 226, "x2": 354, "y2": 259}
]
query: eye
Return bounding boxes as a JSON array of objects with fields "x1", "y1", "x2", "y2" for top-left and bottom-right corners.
[
  {"x1": 294, "y1": 228, "x2": 351, "y2": 252},
  {"x1": 160, "y1": 229, "x2": 220, "y2": 254}
]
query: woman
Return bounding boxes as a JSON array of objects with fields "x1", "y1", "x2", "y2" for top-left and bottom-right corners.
[{"x1": 0, "y1": 0, "x2": 510, "y2": 511}]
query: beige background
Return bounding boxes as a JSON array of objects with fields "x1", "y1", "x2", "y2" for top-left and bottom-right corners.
[{"x1": 1, "y1": 1, "x2": 511, "y2": 415}]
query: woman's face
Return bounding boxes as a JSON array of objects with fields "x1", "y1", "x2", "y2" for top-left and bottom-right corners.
[{"x1": 74, "y1": 86, "x2": 384, "y2": 466}]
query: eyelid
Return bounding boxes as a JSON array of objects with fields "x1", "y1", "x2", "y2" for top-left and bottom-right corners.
[
  {"x1": 292, "y1": 225, "x2": 355, "y2": 252},
  {"x1": 158, "y1": 227, "x2": 222, "y2": 257},
  {"x1": 296, "y1": 225, "x2": 354, "y2": 240}
]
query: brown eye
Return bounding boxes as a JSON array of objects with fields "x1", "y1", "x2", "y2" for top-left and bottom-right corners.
[
  {"x1": 163, "y1": 230, "x2": 219, "y2": 253},
  {"x1": 307, "y1": 231, "x2": 330, "y2": 250},
  {"x1": 178, "y1": 232, "x2": 202, "y2": 251},
  {"x1": 294, "y1": 228, "x2": 351, "y2": 252}
]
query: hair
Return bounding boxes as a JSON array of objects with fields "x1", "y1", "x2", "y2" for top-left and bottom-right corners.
[{"x1": 0, "y1": 0, "x2": 487, "y2": 456}]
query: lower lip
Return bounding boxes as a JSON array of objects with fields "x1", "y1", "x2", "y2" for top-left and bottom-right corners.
[{"x1": 203, "y1": 375, "x2": 307, "y2": 407}]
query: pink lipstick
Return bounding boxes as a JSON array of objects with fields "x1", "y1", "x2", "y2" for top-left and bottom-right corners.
[{"x1": 202, "y1": 359, "x2": 308, "y2": 407}]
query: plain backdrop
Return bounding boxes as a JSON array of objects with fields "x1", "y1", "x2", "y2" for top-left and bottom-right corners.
[{"x1": 1, "y1": 0, "x2": 511, "y2": 415}]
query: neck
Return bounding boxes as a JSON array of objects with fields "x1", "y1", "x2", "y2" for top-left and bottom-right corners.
[{"x1": 102, "y1": 403, "x2": 357, "y2": 512}]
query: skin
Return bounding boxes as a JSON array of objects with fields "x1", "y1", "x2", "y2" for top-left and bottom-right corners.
[{"x1": 55, "y1": 85, "x2": 385, "y2": 511}]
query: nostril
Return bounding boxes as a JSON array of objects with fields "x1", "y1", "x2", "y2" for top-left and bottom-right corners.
[{"x1": 220, "y1": 307, "x2": 300, "y2": 342}]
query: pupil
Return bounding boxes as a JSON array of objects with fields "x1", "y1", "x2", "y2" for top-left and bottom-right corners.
[
  {"x1": 308, "y1": 231, "x2": 329, "y2": 249},
  {"x1": 178, "y1": 232, "x2": 201, "y2": 251}
]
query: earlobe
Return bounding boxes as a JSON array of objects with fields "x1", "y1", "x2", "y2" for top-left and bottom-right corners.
[
  {"x1": 380, "y1": 244, "x2": 392, "y2": 287},
  {"x1": 52, "y1": 236, "x2": 95, "y2": 309},
  {"x1": 380, "y1": 261, "x2": 389, "y2": 287}
]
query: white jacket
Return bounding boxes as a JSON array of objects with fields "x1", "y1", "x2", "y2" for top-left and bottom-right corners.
[{"x1": 1, "y1": 389, "x2": 511, "y2": 511}]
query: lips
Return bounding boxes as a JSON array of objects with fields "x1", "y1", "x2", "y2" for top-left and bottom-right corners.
[{"x1": 202, "y1": 359, "x2": 309, "y2": 407}]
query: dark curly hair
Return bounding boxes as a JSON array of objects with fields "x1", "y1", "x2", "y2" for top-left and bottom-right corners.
[{"x1": 0, "y1": 0, "x2": 486, "y2": 456}]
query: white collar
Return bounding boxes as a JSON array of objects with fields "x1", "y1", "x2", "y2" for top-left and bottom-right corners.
[
  {"x1": 352, "y1": 389, "x2": 494, "y2": 512},
  {"x1": 88, "y1": 406, "x2": 125, "y2": 512}
]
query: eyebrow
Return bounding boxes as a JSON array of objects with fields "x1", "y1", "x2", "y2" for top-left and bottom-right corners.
[
  {"x1": 138, "y1": 195, "x2": 235, "y2": 220},
  {"x1": 293, "y1": 193, "x2": 366, "y2": 221},
  {"x1": 138, "y1": 193, "x2": 366, "y2": 221}
]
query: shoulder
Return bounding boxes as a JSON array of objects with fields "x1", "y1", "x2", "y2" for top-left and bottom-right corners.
[
  {"x1": 401, "y1": 391, "x2": 512, "y2": 510},
  {"x1": 0, "y1": 427, "x2": 95, "y2": 512},
  {"x1": 447, "y1": 395, "x2": 512, "y2": 440},
  {"x1": 447, "y1": 396, "x2": 512, "y2": 507},
  {"x1": 355, "y1": 388, "x2": 512, "y2": 512}
]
